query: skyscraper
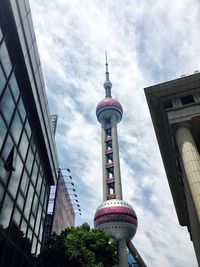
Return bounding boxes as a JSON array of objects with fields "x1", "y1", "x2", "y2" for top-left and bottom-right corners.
[
  {"x1": 145, "y1": 73, "x2": 200, "y2": 266},
  {"x1": 94, "y1": 54, "x2": 138, "y2": 267},
  {"x1": 0, "y1": 0, "x2": 58, "y2": 266}
]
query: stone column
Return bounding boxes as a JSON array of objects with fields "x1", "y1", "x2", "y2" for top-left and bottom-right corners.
[
  {"x1": 175, "y1": 126, "x2": 200, "y2": 222},
  {"x1": 117, "y1": 239, "x2": 128, "y2": 267}
]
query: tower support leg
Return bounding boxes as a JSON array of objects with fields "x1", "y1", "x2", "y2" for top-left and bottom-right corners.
[{"x1": 117, "y1": 239, "x2": 128, "y2": 267}]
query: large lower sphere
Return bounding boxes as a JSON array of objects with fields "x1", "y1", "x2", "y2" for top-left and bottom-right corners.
[{"x1": 94, "y1": 199, "x2": 137, "y2": 241}]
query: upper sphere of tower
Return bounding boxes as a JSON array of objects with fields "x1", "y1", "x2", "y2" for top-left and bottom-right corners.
[
  {"x1": 104, "y1": 80, "x2": 112, "y2": 89},
  {"x1": 96, "y1": 98, "x2": 123, "y2": 124}
]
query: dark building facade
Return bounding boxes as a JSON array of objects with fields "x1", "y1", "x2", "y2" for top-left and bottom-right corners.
[
  {"x1": 0, "y1": 0, "x2": 58, "y2": 266},
  {"x1": 145, "y1": 73, "x2": 200, "y2": 266}
]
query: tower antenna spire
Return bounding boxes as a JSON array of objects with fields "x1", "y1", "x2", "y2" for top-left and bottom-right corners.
[
  {"x1": 105, "y1": 51, "x2": 109, "y2": 81},
  {"x1": 104, "y1": 51, "x2": 112, "y2": 97}
]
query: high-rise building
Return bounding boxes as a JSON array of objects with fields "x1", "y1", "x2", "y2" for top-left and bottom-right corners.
[
  {"x1": 94, "y1": 55, "x2": 138, "y2": 267},
  {"x1": 0, "y1": 0, "x2": 59, "y2": 266},
  {"x1": 145, "y1": 73, "x2": 200, "y2": 266},
  {"x1": 51, "y1": 171, "x2": 75, "y2": 235}
]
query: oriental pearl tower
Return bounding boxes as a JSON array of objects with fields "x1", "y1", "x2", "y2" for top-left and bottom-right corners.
[{"x1": 94, "y1": 53, "x2": 138, "y2": 267}]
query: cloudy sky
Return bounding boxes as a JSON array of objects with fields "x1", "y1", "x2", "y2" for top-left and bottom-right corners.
[{"x1": 29, "y1": 0, "x2": 200, "y2": 266}]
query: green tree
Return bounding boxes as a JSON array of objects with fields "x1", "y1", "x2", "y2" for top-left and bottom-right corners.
[{"x1": 37, "y1": 223, "x2": 116, "y2": 267}]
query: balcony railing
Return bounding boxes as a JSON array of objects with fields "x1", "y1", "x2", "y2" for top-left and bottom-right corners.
[
  {"x1": 105, "y1": 136, "x2": 112, "y2": 142},
  {"x1": 106, "y1": 177, "x2": 115, "y2": 184},
  {"x1": 106, "y1": 162, "x2": 114, "y2": 168},
  {"x1": 107, "y1": 194, "x2": 116, "y2": 200}
]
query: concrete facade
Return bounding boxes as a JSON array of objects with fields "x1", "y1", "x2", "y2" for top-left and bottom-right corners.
[{"x1": 145, "y1": 73, "x2": 200, "y2": 265}]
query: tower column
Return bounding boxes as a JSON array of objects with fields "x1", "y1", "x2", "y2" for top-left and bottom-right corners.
[
  {"x1": 175, "y1": 126, "x2": 200, "y2": 222},
  {"x1": 111, "y1": 120, "x2": 123, "y2": 200},
  {"x1": 102, "y1": 124, "x2": 109, "y2": 201},
  {"x1": 117, "y1": 239, "x2": 128, "y2": 267}
]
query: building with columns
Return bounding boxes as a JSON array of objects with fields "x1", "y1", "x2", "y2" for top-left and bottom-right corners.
[{"x1": 145, "y1": 73, "x2": 200, "y2": 265}]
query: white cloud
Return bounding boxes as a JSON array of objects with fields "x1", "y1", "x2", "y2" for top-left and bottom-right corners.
[{"x1": 29, "y1": 0, "x2": 199, "y2": 266}]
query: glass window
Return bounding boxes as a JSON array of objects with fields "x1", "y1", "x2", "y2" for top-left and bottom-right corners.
[
  {"x1": 16, "y1": 192, "x2": 24, "y2": 210},
  {"x1": 27, "y1": 227, "x2": 33, "y2": 243},
  {"x1": 31, "y1": 161, "x2": 38, "y2": 186},
  {"x1": 0, "y1": 193, "x2": 14, "y2": 228},
  {"x1": 0, "y1": 64, "x2": 6, "y2": 96},
  {"x1": 28, "y1": 13, "x2": 35, "y2": 43},
  {"x1": 40, "y1": 183, "x2": 45, "y2": 204},
  {"x1": 17, "y1": 25, "x2": 28, "y2": 58},
  {"x1": 12, "y1": 207, "x2": 21, "y2": 226},
  {"x1": 0, "y1": 41, "x2": 12, "y2": 77},
  {"x1": 26, "y1": 147, "x2": 34, "y2": 174},
  {"x1": 20, "y1": 170, "x2": 29, "y2": 195},
  {"x1": 24, "y1": 0, "x2": 30, "y2": 13},
  {"x1": 10, "y1": 0, "x2": 20, "y2": 27},
  {"x1": 32, "y1": 194, "x2": 39, "y2": 216},
  {"x1": 35, "y1": 204, "x2": 42, "y2": 235},
  {"x1": 20, "y1": 219, "x2": 27, "y2": 237},
  {"x1": 0, "y1": 114, "x2": 7, "y2": 150},
  {"x1": 30, "y1": 136, "x2": 36, "y2": 154},
  {"x1": 36, "y1": 173, "x2": 42, "y2": 196},
  {"x1": 24, "y1": 183, "x2": 34, "y2": 219},
  {"x1": 23, "y1": 17, "x2": 33, "y2": 49},
  {"x1": 0, "y1": 182, "x2": 5, "y2": 203},
  {"x1": 25, "y1": 118, "x2": 31, "y2": 138},
  {"x1": 0, "y1": 159, "x2": 10, "y2": 185},
  {"x1": 0, "y1": 87, "x2": 15, "y2": 125},
  {"x1": 8, "y1": 153, "x2": 23, "y2": 197},
  {"x1": 30, "y1": 214, "x2": 35, "y2": 228},
  {"x1": 10, "y1": 111, "x2": 23, "y2": 145},
  {"x1": 9, "y1": 73, "x2": 20, "y2": 102},
  {"x1": 19, "y1": 131, "x2": 29, "y2": 160},
  {"x1": 0, "y1": 28, "x2": 3, "y2": 42},
  {"x1": 31, "y1": 235, "x2": 37, "y2": 254},
  {"x1": 17, "y1": 98, "x2": 26, "y2": 122},
  {"x1": 36, "y1": 242, "x2": 41, "y2": 256},
  {"x1": 18, "y1": 0, "x2": 27, "y2": 20},
  {"x1": 1, "y1": 134, "x2": 14, "y2": 162}
]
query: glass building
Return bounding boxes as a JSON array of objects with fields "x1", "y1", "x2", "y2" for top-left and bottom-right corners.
[{"x1": 0, "y1": 0, "x2": 58, "y2": 266}]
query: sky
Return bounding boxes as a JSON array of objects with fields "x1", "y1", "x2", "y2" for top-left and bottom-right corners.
[{"x1": 29, "y1": 0, "x2": 200, "y2": 266}]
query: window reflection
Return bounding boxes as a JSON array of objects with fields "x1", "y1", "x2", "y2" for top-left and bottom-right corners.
[
  {"x1": 10, "y1": 111, "x2": 23, "y2": 145},
  {"x1": 9, "y1": 74, "x2": 20, "y2": 102},
  {"x1": 1, "y1": 134, "x2": 14, "y2": 162},
  {"x1": 0, "y1": 183, "x2": 5, "y2": 203},
  {"x1": 31, "y1": 161, "x2": 38, "y2": 186},
  {"x1": 20, "y1": 170, "x2": 29, "y2": 195},
  {"x1": 0, "y1": 27, "x2": 3, "y2": 42},
  {"x1": 0, "y1": 114, "x2": 7, "y2": 149},
  {"x1": 0, "y1": 41, "x2": 12, "y2": 77},
  {"x1": 8, "y1": 153, "x2": 23, "y2": 197},
  {"x1": 17, "y1": 98, "x2": 26, "y2": 122},
  {"x1": 0, "y1": 193, "x2": 13, "y2": 228},
  {"x1": 25, "y1": 119, "x2": 31, "y2": 138},
  {"x1": 31, "y1": 235, "x2": 37, "y2": 254},
  {"x1": 19, "y1": 131, "x2": 29, "y2": 160},
  {"x1": 24, "y1": 184, "x2": 34, "y2": 219},
  {"x1": 20, "y1": 219, "x2": 27, "y2": 237},
  {"x1": 12, "y1": 208, "x2": 21, "y2": 226},
  {"x1": 32, "y1": 194, "x2": 39, "y2": 216},
  {"x1": 26, "y1": 148, "x2": 34, "y2": 175},
  {"x1": 0, "y1": 159, "x2": 10, "y2": 185},
  {"x1": 0, "y1": 64, "x2": 6, "y2": 95},
  {"x1": 0, "y1": 87, "x2": 15, "y2": 125}
]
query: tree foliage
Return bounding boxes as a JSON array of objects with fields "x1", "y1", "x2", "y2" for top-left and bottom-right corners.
[{"x1": 37, "y1": 223, "x2": 116, "y2": 267}]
